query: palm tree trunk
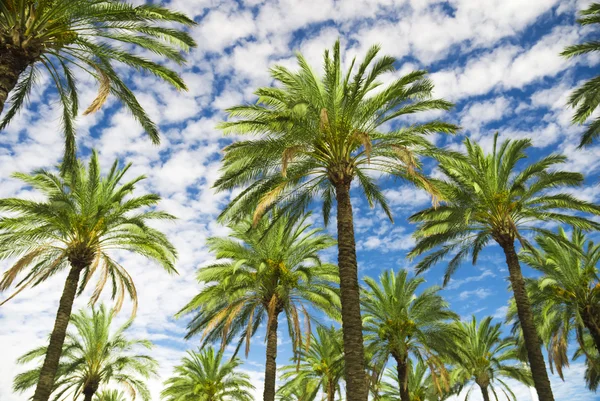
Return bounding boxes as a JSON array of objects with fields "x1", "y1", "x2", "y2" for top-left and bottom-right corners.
[
  {"x1": 335, "y1": 180, "x2": 368, "y2": 401},
  {"x1": 327, "y1": 378, "x2": 336, "y2": 401},
  {"x1": 581, "y1": 307, "x2": 600, "y2": 355},
  {"x1": 32, "y1": 264, "x2": 84, "y2": 401},
  {"x1": 263, "y1": 310, "x2": 279, "y2": 401},
  {"x1": 394, "y1": 356, "x2": 410, "y2": 401},
  {"x1": 499, "y1": 239, "x2": 555, "y2": 401},
  {"x1": 478, "y1": 384, "x2": 491, "y2": 401},
  {"x1": 0, "y1": 47, "x2": 30, "y2": 115}
]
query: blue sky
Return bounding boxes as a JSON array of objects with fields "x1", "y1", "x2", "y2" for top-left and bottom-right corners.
[{"x1": 1, "y1": 0, "x2": 600, "y2": 400}]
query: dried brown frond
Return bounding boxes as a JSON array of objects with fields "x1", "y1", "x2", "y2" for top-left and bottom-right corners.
[
  {"x1": 253, "y1": 182, "x2": 286, "y2": 226},
  {"x1": 83, "y1": 69, "x2": 111, "y2": 115}
]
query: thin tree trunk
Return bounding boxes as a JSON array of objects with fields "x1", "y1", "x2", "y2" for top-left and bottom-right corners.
[
  {"x1": 263, "y1": 310, "x2": 279, "y2": 401},
  {"x1": 0, "y1": 47, "x2": 30, "y2": 115},
  {"x1": 499, "y1": 239, "x2": 555, "y2": 401},
  {"x1": 32, "y1": 264, "x2": 84, "y2": 401},
  {"x1": 327, "y1": 378, "x2": 336, "y2": 401},
  {"x1": 478, "y1": 383, "x2": 491, "y2": 401},
  {"x1": 395, "y1": 356, "x2": 410, "y2": 401},
  {"x1": 335, "y1": 180, "x2": 368, "y2": 401},
  {"x1": 582, "y1": 307, "x2": 600, "y2": 355}
]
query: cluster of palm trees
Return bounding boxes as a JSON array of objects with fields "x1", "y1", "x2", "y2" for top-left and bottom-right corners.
[{"x1": 1, "y1": 1, "x2": 600, "y2": 401}]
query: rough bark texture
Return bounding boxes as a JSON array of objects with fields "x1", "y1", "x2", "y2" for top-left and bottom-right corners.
[
  {"x1": 335, "y1": 180, "x2": 368, "y2": 401},
  {"x1": 478, "y1": 384, "x2": 491, "y2": 401},
  {"x1": 582, "y1": 307, "x2": 600, "y2": 355},
  {"x1": 499, "y1": 239, "x2": 555, "y2": 401},
  {"x1": 395, "y1": 356, "x2": 410, "y2": 401},
  {"x1": 0, "y1": 46, "x2": 30, "y2": 115},
  {"x1": 32, "y1": 264, "x2": 84, "y2": 401},
  {"x1": 327, "y1": 378, "x2": 336, "y2": 401},
  {"x1": 263, "y1": 311, "x2": 279, "y2": 401}
]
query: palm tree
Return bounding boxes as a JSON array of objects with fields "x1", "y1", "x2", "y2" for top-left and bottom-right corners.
[
  {"x1": 14, "y1": 305, "x2": 157, "y2": 401},
  {"x1": 379, "y1": 360, "x2": 455, "y2": 401},
  {"x1": 279, "y1": 325, "x2": 344, "y2": 401},
  {"x1": 361, "y1": 269, "x2": 456, "y2": 401},
  {"x1": 408, "y1": 133, "x2": 600, "y2": 401},
  {"x1": 94, "y1": 390, "x2": 128, "y2": 401},
  {"x1": 161, "y1": 347, "x2": 254, "y2": 401},
  {"x1": 507, "y1": 227, "x2": 600, "y2": 381},
  {"x1": 0, "y1": 0, "x2": 196, "y2": 167},
  {"x1": 214, "y1": 40, "x2": 458, "y2": 401},
  {"x1": 561, "y1": 2, "x2": 600, "y2": 146},
  {"x1": 0, "y1": 151, "x2": 177, "y2": 401},
  {"x1": 177, "y1": 212, "x2": 340, "y2": 401},
  {"x1": 445, "y1": 316, "x2": 532, "y2": 401}
]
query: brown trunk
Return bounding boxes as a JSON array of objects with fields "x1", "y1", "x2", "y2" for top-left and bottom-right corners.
[
  {"x1": 0, "y1": 46, "x2": 30, "y2": 115},
  {"x1": 335, "y1": 180, "x2": 368, "y2": 401},
  {"x1": 394, "y1": 356, "x2": 410, "y2": 401},
  {"x1": 477, "y1": 383, "x2": 490, "y2": 401},
  {"x1": 499, "y1": 239, "x2": 555, "y2": 401},
  {"x1": 32, "y1": 264, "x2": 83, "y2": 401},
  {"x1": 263, "y1": 310, "x2": 279, "y2": 401},
  {"x1": 327, "y1": 378, "x2": 336, "y2": 401},
  {"x1": 82, "y1": 385, "x2": 98, "y2": 401},
  {"x1": 582, "y1": 307, "x2": 600, "y2": 355}
]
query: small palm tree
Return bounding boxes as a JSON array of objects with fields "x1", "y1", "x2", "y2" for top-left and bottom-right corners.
[
  {"x1": 561, "y1": 2, "x2": 600, "y2": 146},
  {"x1": 361, "y1": 269, "x2": 456, "y2": 401},
  {"x1": 379, "y1": 360, "x2": 455, "y2": 401},
  {"x1": 0, "y1": 0, "x2": 196, "y2": 167},
  {"x1": 215, "y1": 40, "x2": 458, "y2": 401},
  {"x1": 446, "y1": 316, "x2": 532, "y2": 401},
  {"x1": 177, "y1": 212, "x2": 340, "y2": 401},
  {"x1": 279, "y1": 326, "x2": 344, "y2": 401},
  {"x1": 161, "y1": 347, "x2": 254, "y2": 401},
  {"x1": 0, "y1": 151, "x2": 177, "y2": 401},
  {"x1": 408, "y1": 133, "x2": 600, "y2": 401},
  {"x1": 14, "y1": 305, "x2": 157, "y2": 401},
  {"x1": 94, "y1": 390, "x2": 128, "y2": 401},
  {"x1": 508, "y1": 228, "x2": 600, "y2": 380}
]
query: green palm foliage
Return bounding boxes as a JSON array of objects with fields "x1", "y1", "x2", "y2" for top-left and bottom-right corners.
[
  {"x1": 161, "y1": 347, "x2": 254, "y2": 401},
  {"x1": 14, "y1": 305, "x2": 157, "y2": 401},
  {"x1": 0, "y1": 0, "x2": 196, "y2": 167},
  {"x1": 215, "y1": 39, "x2": 458, "y2": 401},
  {"x1": 177, "y1": 212, "x2": 340, "y2": 401},
  {"x1": 408, "y1": 133, "x2": 600, "y2": 401},
  {"x1": 379, "y1": 361, "x2": 454, "y2": 401},
  {"x1": 279, "y1": 326, "x2": 344, "y2": 401},
  {"x1": 446, "y1": 316, "x2": 532, "y2": 401},
  {"x1": 362, "y1": 269, "x2": 456, "y2": 401},
  {"x1": 574, "y1": 333, "x2": 600, "y2": 391},
  {"x1": 508, "y1": 227, "x2": 600, "y2": 383},
  {"x1": 561, "y1": 2, "x2": 600, "y2": 146},
  {"x1": 94, "y1": 390, "x2": 128, "y2": 401},
  {"x1": 0, "y1": 151, "x2": 177, "y2": 401}
]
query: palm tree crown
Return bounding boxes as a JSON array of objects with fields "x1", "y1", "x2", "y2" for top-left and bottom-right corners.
[
  {"x1": 446, "y1": 316, "x2": 532, "y2": 401},
  {"x1": 379, "y1": 360, "x2": 455, "y2": 401},
  {"x1": 177, "y1": 212, "x2": 339, "y2": 401},
  {"x1": 362, "y1": 269, "x2": 456, "y2": 401},
  {"x1": 408, "y1": 133, "x2": 600, "y2": 401},
  {"x1": 510, "y1": 227, "x2": 600, "y2": 381},
  {"x1": 561, "y1": 2, "x2": 600, "y2": 146},
  {"x1": 14, "y1": 305, "x2": 158, "y2": 401},
  {"x1": 0, "y1": 0, "x2": 197, "y2": 167},
  {"x1": 215, "y1": 39, "x2": 458, "y2": 401},
  {"x1": 161, "y1": 347, "x2": 254, "y2": 401}
]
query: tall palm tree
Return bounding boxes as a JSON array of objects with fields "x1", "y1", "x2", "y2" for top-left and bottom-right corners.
[
  {"x1": 361, "y1": 269, "x2": 456, "y2": 401},
  {"x1": 0, "y1": 0, "x2": 196, "y2": 167},
  {"x1": 214, "y1": 40, "x2": 458, "y2": 401},
  {"x1": 161, "y1": 347, "x2": 254, "y2": 401},
  {"x1": 0, "y1": 151, "x2": 177, "y2": 401},
  {"x1": 177, "y1": 212, "x2": 340, "y2": 401},
  {"x1": 279, "y1": 325, "x2": 344, "y2": 401},
  {"x1": 378, "y1": 361, "x2": 455, "y2": 401},
  {"x1": 507, "y1": 227, "x2": 600, "y2": 381},
  {"x1": 445, "y1": 316, "x2": 532, "y2": 401},
  {"x1": 408, "y1": 133, "x2": 600, "y2": 401},
  {"x1": 13, "y1": 305, "x2": 157, "y2": 401},
  {"x1": 94, "y1": 390, "x2": 128, "y2": 401},
  {"x1": 561, "y1": 2, "x2": 600, "y2": 146}
]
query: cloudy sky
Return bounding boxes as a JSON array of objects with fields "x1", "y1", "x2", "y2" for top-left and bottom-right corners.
[{"x1": 1, "y1": 0, "x2": 600, "y2": 400}]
